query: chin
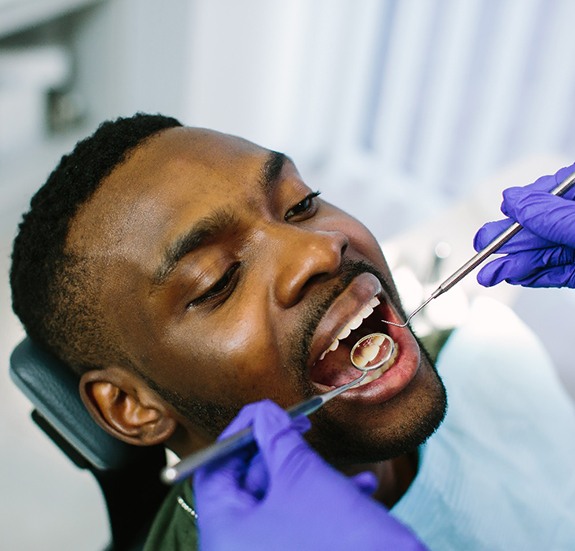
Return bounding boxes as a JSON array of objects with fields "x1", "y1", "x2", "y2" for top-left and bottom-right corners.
[{"x1": 306, "y1": 362, "x2": 448, "y2": 466}]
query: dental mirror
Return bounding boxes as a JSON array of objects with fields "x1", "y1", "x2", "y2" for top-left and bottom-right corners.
[{"x1": 350, "y1": 332, "x2": 395, "y2": 371}]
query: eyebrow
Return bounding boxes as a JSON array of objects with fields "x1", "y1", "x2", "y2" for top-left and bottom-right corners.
[
  {"x1": 152, "y1": 208, "x2": 238, "y2": 287},
  {"x1": 152, "y1": 150, "x2": 287, "y2": 287},
  {"x1": 260, "y1": 151, "x2": 288, "y2": 193}
]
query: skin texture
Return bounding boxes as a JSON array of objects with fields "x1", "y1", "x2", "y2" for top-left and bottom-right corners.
[{"x1": 72, "y1": 127, "x2": 446, "y2": 506}]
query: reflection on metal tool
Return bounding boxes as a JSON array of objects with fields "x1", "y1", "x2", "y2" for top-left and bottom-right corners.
[
  {"x1": 350, "y1": 332, "x2": 395, "y2": 370},
  {"x1": 161, "y1": 334, "x2": 397, "y2": 484},
  {"x1": 383, "y1": 168, "x2": 575, "y2": 328}
]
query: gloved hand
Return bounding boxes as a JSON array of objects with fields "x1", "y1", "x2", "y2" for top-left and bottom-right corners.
[
  {"x1": 474, "y1": 162, "x2": 575, "y2": 288},
  {"x1": 194, "y1": 400, "x2": 427, "y2": 551}
]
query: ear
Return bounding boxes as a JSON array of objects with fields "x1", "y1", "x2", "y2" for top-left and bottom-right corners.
[{"x1": 79, "y1": 366, "x2": 177, "y2": 446}]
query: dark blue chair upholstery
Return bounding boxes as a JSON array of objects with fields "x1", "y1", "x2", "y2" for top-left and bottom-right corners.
[{"x1": 10, "y1": 337, "x2": 169, "y2": 551}]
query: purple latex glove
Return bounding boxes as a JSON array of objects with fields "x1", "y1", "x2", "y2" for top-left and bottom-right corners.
[
  {"x1": 194, "y1": 400, "x2": 427, "y2": 551},
  {"x1": 474, "y1": 162, "x2": 575, "y2": 288}
]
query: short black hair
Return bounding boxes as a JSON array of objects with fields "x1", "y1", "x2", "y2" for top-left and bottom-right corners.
[{"x1": 10, "y1": 113, "x2": 183, "y2": 373}]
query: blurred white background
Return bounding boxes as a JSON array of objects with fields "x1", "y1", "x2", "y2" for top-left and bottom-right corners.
[{"x1": 2, "y1": 0, "x2": 575, "y2": 548}]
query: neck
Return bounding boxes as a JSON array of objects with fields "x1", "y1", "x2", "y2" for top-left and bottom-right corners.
[{"x1": 341, "y1": 451, "x2": 419, "y2": 508}]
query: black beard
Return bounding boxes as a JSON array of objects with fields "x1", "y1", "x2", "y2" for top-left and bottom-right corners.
[
  {"x1": 148, "y1": 258, "x2": 405, "y2": 436},
  {"x1": 148, "y1": 257, "x2": 447, "y2": 462},
  {"x1": 136, "y1": 369, "x2": 243, "y2": 438},
  {"x1": 305, "y1": 333, "x2": 447, "y2": 466},
  {"x1": 284, "y1": 258, "x2": 447, "y2": 465}
]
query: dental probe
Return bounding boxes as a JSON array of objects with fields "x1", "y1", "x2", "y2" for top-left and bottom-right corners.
[
  {"x1": 161, "y1": 334, "x2": 396, "y2": 484},
  {"x1": 384, "y1": 168, "x2": 575, "y2": 328},
  {"x1": 160, "y1": 372, "x2": 367, "y2": 484}
]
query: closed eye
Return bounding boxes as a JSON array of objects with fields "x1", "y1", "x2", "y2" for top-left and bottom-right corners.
[
  {"x1": 284, "y1": 191, "x2": 321, "y2": 221},
  {"x1": 188, "y1": 262, "x2": 240, "y2": 308}
]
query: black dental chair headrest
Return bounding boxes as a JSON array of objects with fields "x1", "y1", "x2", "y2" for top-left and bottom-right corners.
[{"x1": 9, "y1": 337, "x2": 169, "y2": 551}]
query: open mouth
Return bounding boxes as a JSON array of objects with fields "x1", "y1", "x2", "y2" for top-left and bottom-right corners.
[{"x1": 309, "y1": 294, "x2": 399, "y2": 389}]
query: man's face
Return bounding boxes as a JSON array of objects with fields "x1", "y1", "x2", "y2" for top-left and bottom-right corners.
[{"x1": 69, "y1": 127, "x2": 446, "y2": 464}]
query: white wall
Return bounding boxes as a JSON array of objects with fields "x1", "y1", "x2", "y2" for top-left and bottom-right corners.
[{"x1": 173, "y1": 0, "x2": 575, "y2": 240}]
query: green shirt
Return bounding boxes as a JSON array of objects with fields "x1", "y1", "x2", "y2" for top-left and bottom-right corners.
[{"x1": 144, "y1": 479, "x2": 198, "y2": 551}]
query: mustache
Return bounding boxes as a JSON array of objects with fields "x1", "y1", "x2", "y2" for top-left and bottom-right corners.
[{"x1": 289, "y1": 258, "x2": 404, "y2": 387}]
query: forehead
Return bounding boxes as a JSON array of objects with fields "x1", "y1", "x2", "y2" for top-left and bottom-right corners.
[{"x1": 67, "y1": 127, "x2": 273, "y2": 258}]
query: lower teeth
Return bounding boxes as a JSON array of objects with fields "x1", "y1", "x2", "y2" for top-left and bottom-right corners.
[{"x1": 354, "y1": 342, "x2": 398, "y2": 387}]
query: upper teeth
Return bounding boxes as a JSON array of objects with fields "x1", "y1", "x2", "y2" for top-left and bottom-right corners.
[{"x1": 319, "y1": 296, "x2": 380, "y2": 361}]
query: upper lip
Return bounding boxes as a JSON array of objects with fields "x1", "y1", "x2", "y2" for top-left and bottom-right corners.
[{"x1": 307, "y1": 272, "x2": 384, "y2": 369}]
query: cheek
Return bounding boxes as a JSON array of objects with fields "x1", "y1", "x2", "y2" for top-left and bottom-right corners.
[{"x1": 166, "y1": 309, "x2": 286, "y2": 403}]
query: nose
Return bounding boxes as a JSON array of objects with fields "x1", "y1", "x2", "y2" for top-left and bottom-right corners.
[{"x1": 272, "y1": 226, "x2": 349, "y2": 308}]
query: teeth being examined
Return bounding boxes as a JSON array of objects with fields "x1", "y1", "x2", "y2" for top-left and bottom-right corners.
[
  {"x1": 318, "y1": 296, "x2": 381, "y2": 361},
  {"x1": 355, "y1": 343, "x2": 398, "y2": 387},
  {"x1": 352, "y1": 334, "x2": 386, "y2": 368}
]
